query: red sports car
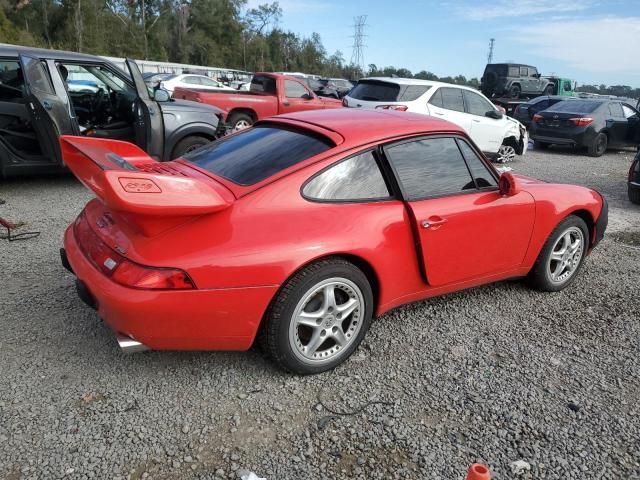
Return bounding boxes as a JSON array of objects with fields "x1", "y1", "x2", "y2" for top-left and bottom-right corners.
[{"x1": 61, "y1": 109, "x2": 607, "y2": 374}]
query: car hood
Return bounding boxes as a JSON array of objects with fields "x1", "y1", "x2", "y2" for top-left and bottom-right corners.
[{"x1": 160, "y1": 99, "x2": 224, "y2": 115}]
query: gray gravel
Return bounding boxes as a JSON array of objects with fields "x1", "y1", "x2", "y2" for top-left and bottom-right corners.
[{"x1": 1, "y1": 145, "x2": 639, "y2": 480}]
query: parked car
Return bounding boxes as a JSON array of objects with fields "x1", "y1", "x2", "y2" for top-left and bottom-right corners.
[
  {"x1": 320, "y1": 78, "x2": 354, "y2": 98},
  {"x1": 60, "y1": 108, "x2": 607, "y2": 374},
  {"x1": 343, "y1": 77, "x2": 527, "y2": 163},
  {"x1": 530, "y1": 99, "x2": 640, "y2": 156},
  {"x1": 0, "y1": 44, "x2": 225, "y2": 177},
  {"x1": 481, "y1": 63, "x2": 556, "y2": 99},
  {"x1": 629, "y1": 149, "x2": 640, "y2": 204},
  {"x1": 142, "y1": 72, "x2": 174, "y2": 90},
  {"x1": 159, "y1": 73, "x2": 236, "y2": 96},
  {"x1": 514, "y1": 95, "x2": 579, "y2": 128},
  {"x1": 299, "y1": 77, "x2": 340, "y2": 99},
  {"x1": 174, "y1": 72, "x2": 342, "y2": 131}
]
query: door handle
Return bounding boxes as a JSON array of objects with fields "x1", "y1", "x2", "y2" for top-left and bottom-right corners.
[
  {"x1": 421, "y1": 216, "x2": 447, "y2": 229},
  {"x1": 42, "y1": 100, "x2": 52, "y2": 111}
]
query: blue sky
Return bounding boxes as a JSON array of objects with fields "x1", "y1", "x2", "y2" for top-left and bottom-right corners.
[{"x1": 246, "y1": 0, "x2": 640, "y2": 87}]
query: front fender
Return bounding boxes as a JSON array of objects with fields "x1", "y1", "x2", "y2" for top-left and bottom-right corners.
[{"x1": 163, "y1": 121, "x2": 220, "y2": 161}]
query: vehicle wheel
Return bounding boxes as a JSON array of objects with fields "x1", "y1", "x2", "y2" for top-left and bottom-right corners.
[
  {"x1": 496, "y1": 144, "x2": 516, "y2": 163},
  {"x1": 544, "y1": 84, "x2": 554, "y2": 95},
  {"x1": 535, "y1": 140, "x2": 550, "y2": 150},
  {"x1": 260, "y1": 258, "x2": 374, "y2": 374},
  {"x1": 228, "y1": 112, "x2": 253, "y2": 132},
  {"x1": 171, "y1": 135, "x2": 211, "y2": 159},
  {"x1": 587, "y1": 132, "x2": 608, "y2": 157},
  {"x1": 526, "y1": 215, "x2": 589, "y2": 292},
  {"x1": 629, "y1": 185, "x2": 640, "y2": 205},
  {"x1": 509, "y1": 85, "x2": 521, "y2": 99}
]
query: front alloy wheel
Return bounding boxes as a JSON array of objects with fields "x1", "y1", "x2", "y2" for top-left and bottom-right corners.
[
  {"x1": 547, "y1": 227, "x2": 585, "y2": 285},
  {"x1": 496, "y1": 144, "x2": 516, "y2": 163}
]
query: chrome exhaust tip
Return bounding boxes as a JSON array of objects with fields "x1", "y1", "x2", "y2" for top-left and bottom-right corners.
[{"x1": 116, "y1": 333, "x2": 149, "y2": 354}]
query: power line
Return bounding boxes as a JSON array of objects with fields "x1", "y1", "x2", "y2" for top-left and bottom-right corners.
[
  {"x1": 350, "y1": 15, "x2": 367, "y2": 75},
  {"x1": 487, "y1": 38, "x2": 495, "y2": 64}
]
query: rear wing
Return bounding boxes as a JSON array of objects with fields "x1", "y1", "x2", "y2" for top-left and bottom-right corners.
[{"x1": 60, "y1": 135, "x2": 233, "y2": 219}]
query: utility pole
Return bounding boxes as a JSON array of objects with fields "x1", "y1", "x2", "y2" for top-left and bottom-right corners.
[
  {"x1": 487, "y1": 38, "x2": 495, "y2": 64},
  {"x1": 350, "y1": 15, "x2": 367, "y2": 78}
]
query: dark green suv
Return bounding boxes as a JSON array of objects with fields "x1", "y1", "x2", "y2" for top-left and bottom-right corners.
[{"x1": 481, "y1": 63, "x2": 555, "y2": 99}]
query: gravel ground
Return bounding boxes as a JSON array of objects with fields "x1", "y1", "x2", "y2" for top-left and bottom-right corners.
[{"x1": 1, "y1": 145, "x2": 639, "y2": 480}]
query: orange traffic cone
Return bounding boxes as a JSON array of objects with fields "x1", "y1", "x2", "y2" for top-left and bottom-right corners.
[{"x1": 467, "y1": 463, "x2": 491, "y2": 480}]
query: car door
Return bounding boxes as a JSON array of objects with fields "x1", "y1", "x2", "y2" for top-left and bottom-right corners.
[
  {"x1": 383, "y1": 135, "x2": 535, "y2": 286},
  {"x1": 462, "y1": 89, "x2": 503, "y2": 153},
  {"x1": 125, "y1": 58, "x2": 163, "y2": 159},
  {"x1": 606, "y1": 102, "x2": 628, "y2": 146},
  {"x1": 519, "y1": 66, "x2": 531, "y2": 93},
  {"x1": 427, "y1": 87, "x2": 473, "y2": 135},
  {"x1": 622, "y1": 104, "x2": 640, "y2": 145},
  {"x1": 18, "y1": 54, "x2": 76, "y2": 166},
  {"x1": 280, "y1": 79, "x2": 321, "y2": 114}
]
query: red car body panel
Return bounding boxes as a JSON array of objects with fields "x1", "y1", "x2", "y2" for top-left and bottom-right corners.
[
  {"x1": 173, "y1": 72, "x2": 342, "y2": 123},
  {"x1": 61, "y1": 109, "x2": 605, "y2": 351}
]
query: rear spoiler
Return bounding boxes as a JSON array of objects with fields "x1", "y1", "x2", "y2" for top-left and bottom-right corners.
[{"x1": 60, "y1": 136, "x2": 233, "y2": 233}]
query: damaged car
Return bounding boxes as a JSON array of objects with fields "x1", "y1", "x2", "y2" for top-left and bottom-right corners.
[{"x1": 343, "y1": 78, "x2": 527, "y2": 162}]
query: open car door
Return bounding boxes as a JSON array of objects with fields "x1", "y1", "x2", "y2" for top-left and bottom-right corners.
[
  {"x1": 125, "y1": 59, "x2": 164, "y2": 160},
  {"x1": 19, "y1": 54, "x2": 75, "y2": 166}
]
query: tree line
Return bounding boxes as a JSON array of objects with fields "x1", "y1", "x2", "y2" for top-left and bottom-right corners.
[{"x1": 0, "y1": 0, "x2": 637, "y2": 98}]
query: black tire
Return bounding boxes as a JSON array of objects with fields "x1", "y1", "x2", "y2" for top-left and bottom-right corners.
[
  {"x1": 171, "y1": 135, "x2": 210, "y2": 159},
  {"x1": 535, "y1": 140, "x2": 550, "y2": 150},
  {"x1": 526, "y1": 215, "x2": 589, "y2": 292},
  {"x1": 509, "y1": 84, "x2": 521, "y2": 99},
  {"x1": 587, "y1": 132, "x2": 608, "y2": 157},
  {"x1": 260, "y1": 258, "x2": 374, "y2": 374},
  {"x1": 544, "y1": 84, "x2": 554, "y2": 95},
  {"x1": 629, "y1": 184, "x2": 640, "y2": 205},
  {"x1": 228, "y1": 112, "x2": 253, "y2": 131}
]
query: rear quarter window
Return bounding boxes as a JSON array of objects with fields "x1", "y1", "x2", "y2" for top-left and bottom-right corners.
[
  {"x1": 349, "y1": 80, "x2": 400, "y2": 102},
  {"x1": 184, "y1": 125, "x2": 333, "y2": 185}
]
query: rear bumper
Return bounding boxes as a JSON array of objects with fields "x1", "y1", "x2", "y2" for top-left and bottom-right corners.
[
  {"x1": 531, "y1": 127, "x2": 595, "y2": 147},
  {"x1": 62, "y1": 226, "x2": 278, "y2": 351}
]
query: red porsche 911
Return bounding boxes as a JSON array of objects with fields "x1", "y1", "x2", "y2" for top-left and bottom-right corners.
[{"x1": 61, "y1": 109, "x2": 607, "y2": 374}]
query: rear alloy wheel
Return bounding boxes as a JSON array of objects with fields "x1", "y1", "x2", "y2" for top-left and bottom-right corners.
[
  {"x1": 261, "y1": 259, "x2": 373, "y2": 374},
  {"x1": 526, "y1": 216, "x2": 588, "y2": 292},
  {"x1": 509, "y1": 85, "x2": 521, "y2": 99},
  {"x1": 544, "y1": 84, "x2": 554, "y2": 95},
  {"x1": 496, "y1": 144, "x2": 516, "y2": 163},
  {"x1": 228, "y1": 112, "x2": 253, "y2": 132},
  {"x1": 588, "y1": 133, "x2": 608, "y2": 157}
]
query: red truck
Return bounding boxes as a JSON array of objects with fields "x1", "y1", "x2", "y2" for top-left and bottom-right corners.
[{"x1": 173, "y1": 72, "x2": 342, "y2": 131}]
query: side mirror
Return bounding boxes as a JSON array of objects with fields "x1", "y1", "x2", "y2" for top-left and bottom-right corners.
[
  {"x1": 499, "y1": 172, "x2": 519, "y2": 196},
  {"x1": 154, "y1": 89, "x2": 171, "y2": 102},
  {"x1": 486, "y1": 109, "x2": 504, "y2": 120}
]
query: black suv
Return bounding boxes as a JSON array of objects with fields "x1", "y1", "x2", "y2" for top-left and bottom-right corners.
[
  {"x1": 0, "y1": 44, "x2": 224, "y2": 177},
  {"x1": 481, "y1": 63, "x2": 555, "y2": 99}
]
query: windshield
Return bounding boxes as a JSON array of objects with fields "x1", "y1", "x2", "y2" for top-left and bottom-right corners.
[
  {"x1": 547, "y1": 100, "x2": 602, "y2": 114},
  {"x1": 349, "y1": 80, "x2": 431, "y2": 102},
  {"x1": 184, "y1": 125, "x2": 334, "y2": 185}
]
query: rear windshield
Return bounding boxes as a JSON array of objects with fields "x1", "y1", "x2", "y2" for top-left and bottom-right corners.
[
  {"x1": 349, "y1": 80, "x2": 431, "y2": 102},
  {"x1": 547, "y1": 100, "x2": 602, "y2": 114},
  {"x1": 184, "y1": 125, "x2": 334, "y2": 185},
  {"x1": 250, "y1": 75, "x2": 276, "y2": 94}
]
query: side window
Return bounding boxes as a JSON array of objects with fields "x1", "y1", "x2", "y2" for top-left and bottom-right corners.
[
  {"x1": 184, "y1": 76, "x2": 201, "y2": 85},
  {"x1": 508, "y1": 67, "x2": 520, "y2": 77},
  {"x1": 285, "y1": 80, "x2": 309, "y2": 98},
  {"x1": 440, "y1": 87, "x2": 465, "y2": 113},
  {"x1": 428, "y1": 88, "x2": 443, "y2": 108},
  {"x1": 529, "y1": 67, "x2": 538, "y2": 77},
  {"x1": 385, "y1": 137, "x2": 475, "y2": 199},
  {"x1": 622, "y1": 104, "x2": 638, "y2": 119},
  {"x1": 303, "y1": 150, "x2": 390, "y2": 201},
  {"x1": 200, "y1": 77, "x2": 219, "y2": 87},
  {"x1": 456, "y1": 140, "x2": 498, "y2": 188},
  {"x1": 21, "y1": 56, "x2": 54, "y2": 95},
  {"x1": 608, "y1": 102, "x2": 624, "y2": 118},
  {"x1": 0, "y1": 59, "x2": 25, "y2": 100},
  {"x1": 520, "y1": 67, "x2": 528, "y2": 77},
  {"x1": 463, "y1": 90, "x2": 494, "y2": 116}
]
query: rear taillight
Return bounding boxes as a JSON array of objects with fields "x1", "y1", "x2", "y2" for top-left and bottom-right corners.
[
  {"x1": 73, "y1": 211, "x2": 195, "y2": 290},
  {"x1": 533, "y1": 114, "x2": 543, "y2": 123},
  {"x1": 342, "y1": 97, "x2": 348, "y2": 107},
  {"x1": 569, "y1": 117, "x2": 593, "y2": 126},
  {"x1": 375, "y1": 105, "x2": 409, "y2": 111}
]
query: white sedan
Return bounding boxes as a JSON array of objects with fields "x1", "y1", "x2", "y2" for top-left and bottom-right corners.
[
  {"x1": 343, "y1": 78, "x2": 528, "y2": 163},
  {"x1": 159, "y1": 74, "x2": 237, "y2": 95}
]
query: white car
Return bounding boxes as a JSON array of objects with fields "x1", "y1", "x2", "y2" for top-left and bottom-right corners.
[
  {"x1": 159, "y1": 74, "x2": 236, "y2": 95},
  {"x1": 344, "y1": 78, "x2": 528, "y2": 162}
]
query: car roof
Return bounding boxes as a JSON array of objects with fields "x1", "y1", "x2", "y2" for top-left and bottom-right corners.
[
  {"x1": 487, "y1": 63, "x2": 536, "y2": 68},
  {"x1": 357, "y1": 77, "x2": 482, "y2": 93},
  {"x1": 262, "y1": 108, "x2": 465, "y2": 145},
  {"x1": 0, "y1": 42, "x2": 109, "y2": 63}
]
